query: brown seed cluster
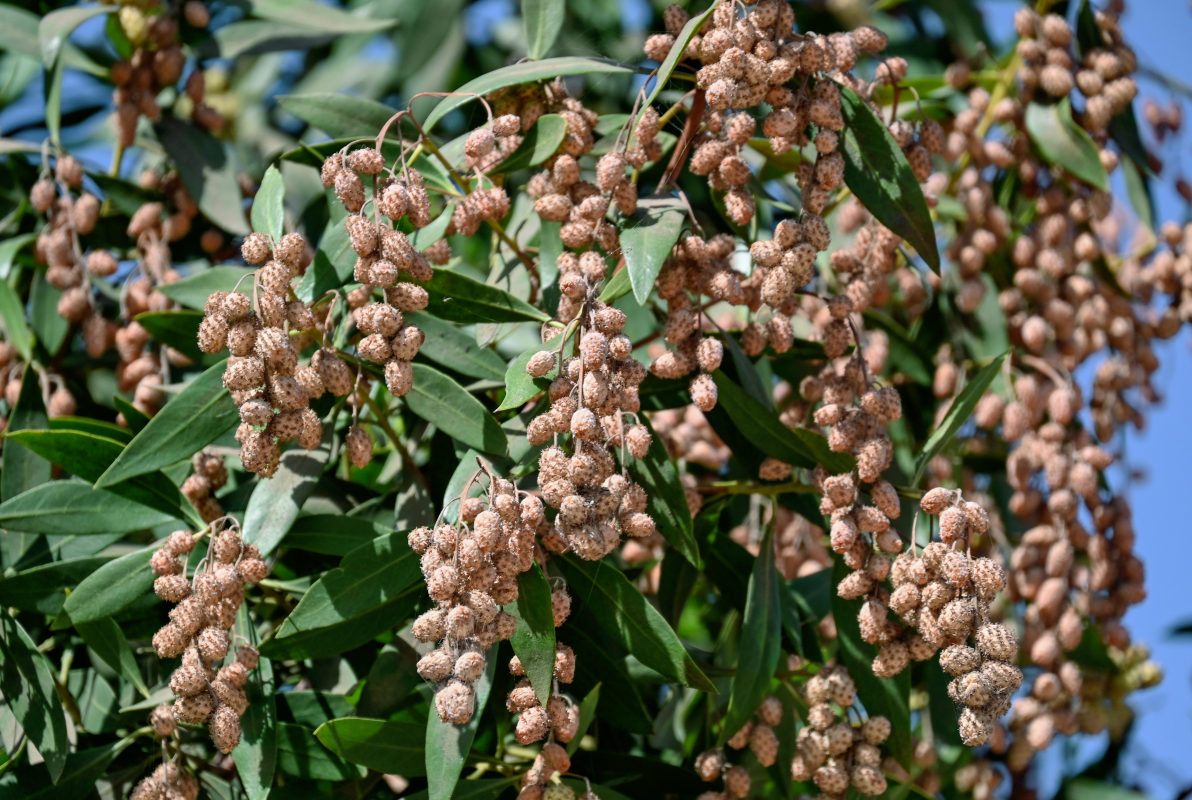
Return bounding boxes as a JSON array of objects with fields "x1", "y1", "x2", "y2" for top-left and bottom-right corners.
[
  {"x1": 408, "y1": 473, "x2": 534, "y2": 724},
  {"x1": 110, "y1": 2, "x2": 221, "y2": 147},
  {"x1": 692, "y1": 694, "x2": 784, "y2": 800},
  {"x1": 181, "y1": 448, "x2": 229, "y2": 523},
  {"x1": 789, "y1": 665, "x2": 892, "y2": 799},
  {"x1": 525, "y1": 290, "x2": 656, "y2": 560},
  {"x1": 199, "y1": 231, "x2": 337, "y2": 476},
  {"x1": 129, "y1": 761, "x2": 199, "y2": 800},
  {"x1": 149, "y1": 525, "x2": 267, "y2": 753}
]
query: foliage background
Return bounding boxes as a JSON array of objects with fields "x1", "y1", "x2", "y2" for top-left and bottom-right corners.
[{"x1": 0, "y1": 0, "x2": 1191, "y2": 798}]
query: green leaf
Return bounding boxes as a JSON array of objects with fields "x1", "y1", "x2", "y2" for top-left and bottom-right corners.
[
  {"x1": 133, "y1": 310, "x2": 208, "y2": 363},
  {"x1": 497, "y1": 345, "x2": 555, "y2": 412},
  {"x1": 639, "y1": 3, "x2": 715, "y2": 110},
  {"x1": 425, "y1": 654, "x2": 497, "y2": 800},
  {"x1": 622, "y1": 197, "x2": 685, "y2": 305},
  {"x1": 0, "y1": 480, "x2": 175, "y2": 534},
  {"x1": 24, "y1": 740, "x2": 130, "y2": 799},
  {"x1": 57, "y1": 547, "x2": 154, "y2": 628},
  {"x1": 267, "y1": 530, "x2": 422, "y2": 659},
  {"x1": 234, "y1": 654, "x2": 276, "y2": 800},
  {"x1": 624, "y1": 416, "x2": 700, "y2": 568},
  {"x1": 407, "y1": 312, "x2": 506, "y2": 382},
  {"x1": 285, "y1": 514, "x2": 387, "y2": 556},
  {"x1": 0, "y1": 277, "x2": 32, "y2": 361},
  {"x1": 523, "y1": 0, "x2": 565, "y2": 59},
  {"x1": 424, "y1": 269, "x2": 549, "y2": 323},
  {"x1": 1063, "y1": 778, "x2": 1149, "y2": 800},
  {"x1": 28, "y1": 271, "x2": 69, "y2": 356},
  {"x1": 4, "y1": 429, "x2": 196, "y2": 524},
  {"x1": 0, "y1": 6, "x2": 101, "y2": 76},
  {"x1": 598, "y1": 264, "x2": 632, "y2": 303},
  {"x1": 243, "y1": 443, "x2": 330, "y2": 556},
  {"x1": 77, "y1": 618, "x2": 150, "y2": 697},
  {"x1": 206, "y1": 19, "x2": 338, "y2": 59},
  {"x1": 249, "y1": 0, "x2": 396, "y2": 33},
  {"x1": 403, "y1": 779, "x2": 517, "y2": 800},
  {"x1": 2, "y1": 364, "x2": 50, "y2": 503},
  {"x1": 39, "y1": 5, "x2": 114, "y2": 145},
  {"x1": 911, "y1": 351, "x2": 1008, "y2": 486},
  {"x1": 508, "y1": 563, "x2": 557, "y2": 707},
  {"x1": 837, "y1": 84, "x2": 940, "y2": 272},
  {"x1": 721, "y1": 526, "x2": 781, "y2": 744},
  {"x1": 830, "y1": 558, "x2": 911, "y2": 764},
  {"x1": 422, "y1": 57, "x2": 637, "y2": 131},
  {"x1": 566, "y1": 683, "x2": 600, "y2": 756},
  {"x1": 315, "y1": 718, "x2": 427, "y2": 775},
  {"x1": 1024, "y1": 99, "x2": 1109, "y2": 192},
  {"x1": 495, "y1": 114, "x2": 568, "y2": 173},
  {"x1": 277, "y1": 93, "x2": 398, "y2": 139},
  {"x1": 406, "y1": 364, "x2": 506, "y2": 455},
  {"x1": 0, "y1": 556, "x2": 109, "y2": 615},
  {"x1": 712, "y1": 371, "x2": 853, "y2": 473},
  {"x1": 98, "y1": 363, "x2": 238, "y2": 487},
  {"x1": 0, "y1": 614, "x2": 69, "y2": 782},
  {"x1": 0, "y1": 233, "x2": 36, "y2": 280},
  {"x1": 251, "y1": 164, "x2": 286, "y2": 242},
  {"x1": 156, "y1": 266, "x2": 256, "y2": 310},
  {"x1": 556, "y1": 557, "x2": 715, "y2": 692},
  {"x1": 277, "y1": 721, "x2": 365, "y2": 780},
  {"x1": 157, "y1": 117, "x2": 250, "y2": 235}
]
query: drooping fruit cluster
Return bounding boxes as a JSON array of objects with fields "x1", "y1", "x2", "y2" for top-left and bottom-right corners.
[
  {"x1": 524, "y1": 289, "x2": 656, "y2": 560},
  {"x1": 148, "y1": 525, "x2": 267, "y2": 753},
  {"x1": 408, "y1": 471, "x2": 534, "y2": 724},
  {"x1": 129, "y1": 761, "x2": 200, "y2": 800},
  {"x1": 789, "y1": 665, "x2": 892, "y2": 798},
  {"x1": 180, "y1": 448, "x2": 229, "y2": 524},
  {"x1": 692, "y1": 694, "x2": 784, "y2": 800},
  {"x1": 199, "y1": 231, "x2": 341, "y2": 476}
]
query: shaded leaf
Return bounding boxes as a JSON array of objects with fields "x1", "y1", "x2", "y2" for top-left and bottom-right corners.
[
  {"x1": 285, "y1": 514, "x2": 388, "y2": 556},
  {"x1": 234, "y1": 654, "x2": 276, "y2": 800},
  {"x1": 57, "y1": 547, "x2": 153, "y2": 628},
  {"x1": 508, "y1": 563, "x2": 556, "y2": 707},
  {"x1": 425, "y1": 654, "x2": 497, "y2": 800},
  {"x1": 523, "y1": 0, "x2": 565, "y2": 59},
  {"x1": 495, "y1": 114, "x2": 567, "y2": 173},
  {"x1": 566, "y1": 683, "x2": 601, "y2": 756},
  {"x1": 408, "y1": 312, "x2": 506, "y2": 382},
  {"x1": 77, "y1": 618, "x2": 150, "y2": 697},
  {"x1": 838, "y1": 84, "x2": 940, "y2": 271},
  {"x1": 0, "y1": 277, "x2": 32, "y2": 361},
  {"x1": 98, "y1": 362, "x2": 238, "y2": 486},
  {"x1": 721, "y1": 526, "x2": 781, "y2": 744},
  {"x1": 406, "y1": 364, "x2": 506, "y2": 455},
  {"x1": 1063, "y1": 779, "x2": 1149, "y2": 800},
  {"x1": 276, "y1": 721, "x2": 365, "y2": 780},
  {"x1": 2, "y1": 364, "x2": 50, "y2": 503},
  {"x1": 251, "y1": 164, "x2": 286, "y2": 242},
  {"x1": 157, "y1": 118, "x2": 249, "y2": 235},
  {"x1": 911, "y1": 351, "x2": 1008, "y2": 485},
  {"x1": 132, "y1": 311, "x2": 208, "y2": 363},
  {"x1": 622, "y1": 197, "x2": 686, "y2": 305},
  {"x1": 1025, "y1": 100, "x2": 1109, "y2": 192},
  {"x1": 557, "y1": 557, "x2": 715, "y2": 692},
  {"x1": 0, "y1": 480, "x2": 174, "y2": 535},
  {"x1": 156, "y1": 266, "x2": 256, "y2": 310},
  {"x1": 243, "y1": 443, "x2": 331, "y2": 556},
  {"x1": 624, "y1": 416, "x2": 700, "y2": 567},
  {"x1": 315, "y1": 718, "x2": 427, "y2": 775},
  {"x1": 250, "y1": 0, "x2": 396, "y2": 33},
  {"x1": 277, "y1": 93, "x2": 398, "y2": 139},
  {"x1": 424, "y1": 269, "x2": 549, "y2": 323},
  {"x1": 0, "y1": 556, "x2": 109, "y2": 615},
  {"x1": 24, "y1": 740, "x2": 130, "y2": 799},
  {"x1": 0, "y1": 614, "x2": 70, "y2": 781}
]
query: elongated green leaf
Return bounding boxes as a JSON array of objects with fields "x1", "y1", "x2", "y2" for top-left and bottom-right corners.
[
  {"x1": 277, "y1": 721, "x2": 365, "y2": 780},
  {"x1": 24, "y1": 740, "x2": 130, "y2": 799},
  {"x1": 495, "y1": 114, "x2": 567, "y2": 173},
  {"x1": 622, "y1": 197, "x2": 685, "y2": 304},
  {"x1": 599, "y1": 264, "x2": 632, "y2": 303},
  {"x1": 509, "y1": 564, "x2": 556, "y2": 707},
  {"x1": 157, "y1": 118, "x2": 249, "y2": 235},
  {"x1": 625, "y1": 416, "x2": 699, "y2": 567},
  {"x1": 277, "y1": 93, "x2": 398, "y2": 139},
  {"x1": 0, "y1": 278, "x2": 32, "y2": 361},
  {"x1": 0, "y1": 233, "x2": 36, "y2": 280},
  {"x1": 57, "y1": 547, "x2": 154, "y2": 628},
  {"x1": 4, "y1": 429, "x2": 196, "y2": 524},
  {"x1": 0, "y1": 614, "x2": 69, "y2": 781},
  {"x1": 640, "y1": 3, "x2": 715, "y2": 110},
  {"x1": 206, "y1": 19, "x2": 338, "y2": 59},
  {"x1": 2, "y1": 364, "x2": 50, "y2": 503},
  {"x1": 565, "y1": 623, "x2": 653, "y2": 733},
  {"x1": 423, "y1": 57, "x2": 637, "y2": 131},
  {"x1": 0, "y1": 480, "x2": 174, "y2": 534},
  {"x1": 566, "y1": 683, "x2": 600, "y2": 756},
  {"x1": 408, "y1": 312, "x2": 506, "y2": 382},
  {"x1": 315, "y1": 718, "x2": 427, "y2": 775},
  {"x1": 285, "y1": 514, "x2": 388, "y2": 556},
  {"x1": 424, "y1": 270, "x2": 549, "y2": 323},
  {"x1": 267, "y1": 530, "x2": 421, "y2": 658},
  {"x1": 0, "y1": 556, "x2": 109, "y2": 615},
  {"x1": 77, "y1": 618, "x2": 150, "y2": 697},
  {"x1": 133, "y1": 310, "x2": 208, "y2": 363},
  {"x1": 234, "y1": 654, "x2": 276, "y2": 800},
  {"x1": 28, "y1": 271, "x2": 69, "y2": 356},
  {"x1": 838, "y1": 84, "x2": 940, "y2": 272},
  {"x1": 712, "y1": 371, "x2": 853, "y2": 473},
  {"x1": 1063, "y1": 779, "x2": 1149, "y2": 800},
  {"x1": 98, "y1": 363, "x2": 237, "y2": 487},
  {"x1": 403, "y1": 779, "x2": 516, "y2": 800},
  {"x1": 406, "y1": 364, "x2": 506, "y2": 455},
  {"x1": 156, "y1": 266, "x2": 255, "y2": 310},
  {"x1": 831, "y1": 558, "x2": 910, "y2": 763},
  {"x1": 523, "y1": 0, "x2": 565, "y2": 59},
  {"x1": 50, "y1": 416, "x2": 133, "y2": 443},
  {"x1": 0, "y1": 5, "x2": 100, "y2": 75},
  {"x1": 1025, "y1": 99, "x2": 1109, "y2": 192},
  {"x1": 243, "y1": 443, "x2": 330, "y2": 556},
  {"x1": 721, "y1": 527, "x2": 781, "y2": 744},
  {"x1": 250, "y1": 0, "x2": 396, "y2": 33},
  {"x1": 425, "y1": 654, "x2": 497, "y2": 800},
  {"x1": 498, "y1": 344, "x2": 556, "y2": 412},
  {"x1": 557, "y1": 557, "x2": 715, "y2": 692},
  {"x1": 251, "y1": 164, "x2": 286, "y2": 242},
  {"x1": 911, "y1": 351, "x2": 1008, "y2": 485},
  {"x1": 40, "y1": 5, "x2": 114, "y2": 145}
]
